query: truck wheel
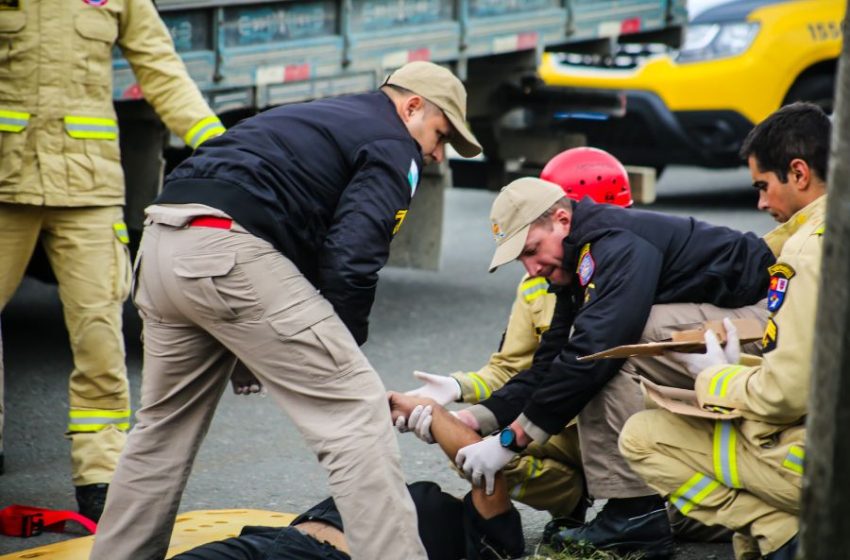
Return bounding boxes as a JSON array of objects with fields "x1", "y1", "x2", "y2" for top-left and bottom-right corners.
[{"x1": 784, "y1": 74, "x2": 835, "y2": 114}]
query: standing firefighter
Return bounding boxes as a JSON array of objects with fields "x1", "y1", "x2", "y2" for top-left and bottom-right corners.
[{"x1": 0, "y1": 0, "x2": 225, "y2": 520}]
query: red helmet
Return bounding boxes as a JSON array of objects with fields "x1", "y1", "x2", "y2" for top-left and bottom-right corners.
[{"x1": 540, "y1": 147, "x2": 633, "y2": 207}]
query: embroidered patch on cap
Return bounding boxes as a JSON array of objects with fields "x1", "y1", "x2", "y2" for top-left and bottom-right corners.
[
  {"x1": 576, "y1": 243, "x2": 595, "y2": 287},
  {"x1": 408, "y1": 159, "x2": 419, "y2": 196},
  {"x1": 491, "y1": 221, "x2": 505, "y2": 240},
  {"x1": 762, "y1": 317, "x2": 778, "y2": 353},
  {"x1": 766, "y1": 263, "x2": 796, "y2": 313}
]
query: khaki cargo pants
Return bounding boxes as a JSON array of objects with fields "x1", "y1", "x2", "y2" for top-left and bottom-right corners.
[
  {"x1": 0, "y1": 203, "x2": 131, "y2": 485},
  {"x1": 90, "y1": 221, "x2": 426, "y2": 560},
  {"x1": 578, "y1": 301, "x2": 768, "y2": 499},
  {"x1": 620, "y1": 410, "x2": 801, "y2": 556}
]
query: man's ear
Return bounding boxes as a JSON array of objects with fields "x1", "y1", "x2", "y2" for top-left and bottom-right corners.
[
  {"x1": 401, "y1": 95, "x2": 425, "y2": 121},
  {"x1": 552, "y1": 207, "x2": 572, "y2": 230},
  {"x1": 788, "y1": 158, "x2": 811, "y2": 191}
]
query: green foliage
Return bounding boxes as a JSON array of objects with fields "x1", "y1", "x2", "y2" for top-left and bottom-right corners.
[{"x1": 527, "y1": 541, "x2": 647, "y2": 560}]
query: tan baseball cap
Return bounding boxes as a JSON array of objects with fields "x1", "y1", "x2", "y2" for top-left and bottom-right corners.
[
  {"x1": 383, "y1": 61, "x2": 482, "y2": 158},
  {"x1": 488, "y1": 177, "x2": 566, "y2": 272}
]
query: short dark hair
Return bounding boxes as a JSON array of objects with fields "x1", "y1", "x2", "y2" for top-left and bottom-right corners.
[{"x1": 739, "y1": 101, "x2": 831, "y2": 183}]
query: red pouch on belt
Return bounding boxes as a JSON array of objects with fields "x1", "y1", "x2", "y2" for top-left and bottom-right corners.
[{"x1": 0, "y1": 505, "x2": 97, "y2": 537}]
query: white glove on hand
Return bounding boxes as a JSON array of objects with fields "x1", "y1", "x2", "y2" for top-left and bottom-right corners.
[
  {"x1": 394, "y1": 405, "x2": 435, "y2": 443},
  {"x1": 405, "y1": 371, "x2": 461, "y2": 406},
  {"x1": 455, "y1": 436, "x2": 515, "y2": 495},
  {"x1": 669, "y1": 317, "x2": 741, "y2": 376}
]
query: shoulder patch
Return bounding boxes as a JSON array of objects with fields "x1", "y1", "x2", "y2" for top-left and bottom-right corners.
[
  {"x1": 762, "y1": 317, "x2": 778, "y2": 353},
  {"x1": 407, "y1": 159, "x2": 419, "y2": 197},
  {"x1": 392, "y1": 209, "x2": 407, "y2": 236},
  {"x1": 576, "y1": 243, "x2": 595, "y2": 287},
  {"x1": 767, "y1": 263, "x2": 795, "y2": 313}
]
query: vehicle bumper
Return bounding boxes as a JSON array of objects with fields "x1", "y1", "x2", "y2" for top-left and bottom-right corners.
[{"x1": 554, "y1": 89, "x2": 755, "y2": 168}]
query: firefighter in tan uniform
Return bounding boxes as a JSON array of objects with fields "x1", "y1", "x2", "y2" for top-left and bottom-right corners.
[
  {"x1": 406, "y1": 148, "x2": 632, "y2": 519},
  {"x1": 0, "y1": 0, "x2": 224, "y2": 520},
  {"x1": 619, "y1": 102, "x2": 829, "y2": 560}
]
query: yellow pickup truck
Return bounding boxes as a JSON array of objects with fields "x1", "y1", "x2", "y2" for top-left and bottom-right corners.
[{"x1": 539, "y1": 0, "x2": 843, "y2": 170}]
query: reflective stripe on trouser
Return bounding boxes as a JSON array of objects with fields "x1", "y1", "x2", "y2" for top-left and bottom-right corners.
[
  {"x1": 90, "y1": 223, "x2": 427, "y2": 560},
  {"x1": 578, "y1": 301, "x2": 767, "y2": 499},
  {"x1": 619, "y1": 409, "x2": 800, "y2": 556},
  {"x1": 503, "y1": 425, "x2": 584, "y2": 517},
  {"x1": 0, "y1": 109, "x2": 30, "y2": 132},
  {"x1": 0, "y1": 204, "x2": 131, "y2": 485}
]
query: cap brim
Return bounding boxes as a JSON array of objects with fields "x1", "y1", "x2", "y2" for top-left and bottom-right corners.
[
  {"x1": 488, "y1": 224, "x2": 529, "y2": 273},
  {"x1": 444, "y1": 110, "x2": 482, "y2": 158}
]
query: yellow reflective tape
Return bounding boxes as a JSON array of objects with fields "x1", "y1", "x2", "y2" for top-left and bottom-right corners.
[
  {"x1": 0, "y1": 109, "x2": 30, "y2": 132},
  {"x1": 510, "y1": 457, "x2": 542, "y2": 500},
  {"x1": 670, "y1": 472, "x2": 719, "y2": 515},
  {"x1": 782, "y1": 445, "x2": 804, "y2": 475},
  {"x1": 708, "y1": 366, "x2": 743, "y2": 397},
  {"x1": 184, "y1": 116, "x2": 225, "y2": 149},
  {"x1": 68, "y1": 408, "x2": 131, "y2": 432},
  {"x1": 814, "y1": 225, "x2": 825, "y2": 236},
  {"x1": 521, "y1": 277, "x2": 548, "y2": 302},
  {"x1": 113, "y1": 221, "x2": 130, "y2": 244},
  {"x1": 713, "y1": 421, "x2": 741, "y2": 488},
  {"x1": 64, "y1": 115, "x2": 118, "y2": 140},
  {"x1": 68, "y1": 422, "x2": 131, "y2": 432},
  {"x1": 468, "y1": 372, "x2": 492, "y2": 401},
  {"x1": 69, "y1": 409, "x2": 131, "y2": 419}
]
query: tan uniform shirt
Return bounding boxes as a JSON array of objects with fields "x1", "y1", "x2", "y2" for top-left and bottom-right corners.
[
  {"x1": 694, "y1": 195, "x2": 825, "y2": 470},
  {"x1": 0, "y1": 0, "x2": 224, "y2": 207},
  {"x1": 451, "y1": 275, "x2": 555, "y2": 403}
]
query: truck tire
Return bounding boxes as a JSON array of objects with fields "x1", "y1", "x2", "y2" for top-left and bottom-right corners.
[{"x1": 784, "y1": 73, "x2": 835, "y2": 114}]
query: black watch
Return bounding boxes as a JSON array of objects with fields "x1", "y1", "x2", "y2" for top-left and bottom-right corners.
[{"x1": 499, "y1": 427, "x2": 525, "y2": 453}]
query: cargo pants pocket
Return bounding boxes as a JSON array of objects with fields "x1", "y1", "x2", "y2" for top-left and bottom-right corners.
[
  {"x1": 172, "y1": 251, "x2": 262, "y2": 321},
  {"x1": 267, "y1": 298, "x2": 356, "y2": 381}
]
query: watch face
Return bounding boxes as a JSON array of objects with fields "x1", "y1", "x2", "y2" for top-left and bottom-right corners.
[{"x1": 500, "y1": 428, "x2": 515, "y2": 448}]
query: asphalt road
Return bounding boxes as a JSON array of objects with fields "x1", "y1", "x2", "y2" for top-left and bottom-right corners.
[{"x1": 0, "y1": 165, "x2": 775, "y2": 557}]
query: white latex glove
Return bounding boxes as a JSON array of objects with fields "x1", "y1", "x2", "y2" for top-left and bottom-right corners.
[
  {"x1": 669, "y1": 317, "x2": 741, "y2": 376},
  {"x1": 393, "y1": 404, "x2": 435, "y2": 443},
  {"x1": 409, "y1": 404, "x2": 434, "y2": 443},
  {"x1": 405, "y1": 370, "x2": 461, "y2": 406},
  {"x1": 455, "y1": 436, "x2": 515, "y2": 495}
]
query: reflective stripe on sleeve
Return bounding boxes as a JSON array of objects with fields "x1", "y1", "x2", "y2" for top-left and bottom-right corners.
[
  {"x1": 521, "y1": 277, "x2": 548, "y2": 302},
  {"x1": 669, "y1": 472, "x2": 720, "y2": 515},
  {"x1": 782, "y1": 445, "x2": 804, "y2": 475},
  {"x1": 184, "y1": 115, "x2": 225, "y2": 149},
  {"x1": 0, "y1": 109, "x2": 30, "y2": 132},
  {"x1": 713, "y1": 420, "x2": 741, "y2": 488},
  {"x1": 64, "y1": 116, "x2": 119, "y2": 140},
  {"x1": 510, "y1": 456, "x2": 543, "y2": 500},
  {"x1": 113, "y1": 221, "x2": 130, "y2": 245},
  {"x1": 468, "y1": 372, "x2": 492, "y2": 401},
  {"x1": 68, "y1": 409, "x2": 131, "y2": 432},
  {"x1": 707, "y1": 365, "x2": 745, "y2": 398}
]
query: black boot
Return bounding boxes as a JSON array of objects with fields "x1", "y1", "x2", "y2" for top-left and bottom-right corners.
[
  {"x1": 546, "y1": 495, "x2": 674, "y2": 559},
  {"x1": 765, "y1": 535, "x2": 798, "y2": 560},
  {"x1": 76, "y1": 483, "x2": 109, "y2": 522},
  {"x1": 543, "y1": 492, "x2": 593, "y2": 539}
]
